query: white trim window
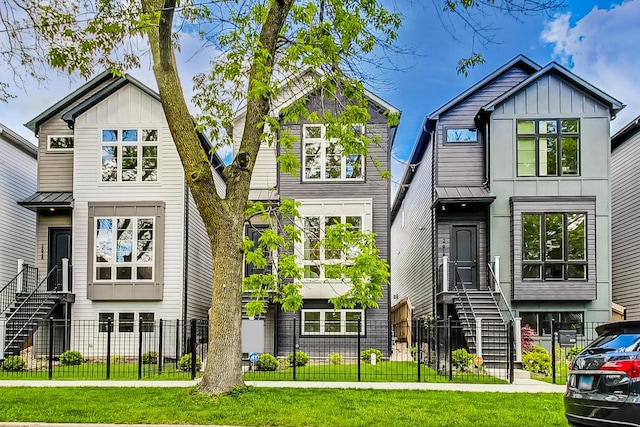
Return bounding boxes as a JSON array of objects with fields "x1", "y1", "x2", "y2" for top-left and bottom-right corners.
[
  {"x1": 94, "y1": 217, "x2": 155, "y2": 282},
  {"x1": 48, "y1": 136, "x2": 74, "y2": 151},
  {"x1": 101, "y1": 129, "x2": 158, "y2": 182},
  {"x1": 302, "y1": 309, "x2": 364, "y2": 335},
  {"x1": 303, "y1": 124, "x2": 364, "y2": 181}
]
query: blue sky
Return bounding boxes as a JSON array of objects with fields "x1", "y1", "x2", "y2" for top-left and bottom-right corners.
[{"x1": 2, "y1": 0, "x2": 638, "y2": 187}]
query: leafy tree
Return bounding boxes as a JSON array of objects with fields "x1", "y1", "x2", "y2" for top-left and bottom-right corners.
[{"x1": 0, "y1": 0, "x2": 563, "y2": 394}]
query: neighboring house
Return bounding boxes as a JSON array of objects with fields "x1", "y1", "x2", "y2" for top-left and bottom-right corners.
[
  {"x1": 0, "y1": 124, "x2": 37, "y2": 285},
  {"x1": 391, "y1": 55, "x2": 623, "y2": 363},
  {"x1": 611, "y1": 116, "x2": 640, "y2": 320},
  {"x1": 2, "y1": 71, "x2": 225, "y2": 357},
  {"x1": 233, "y1": 70, "x2": 399, "y2": 357}
]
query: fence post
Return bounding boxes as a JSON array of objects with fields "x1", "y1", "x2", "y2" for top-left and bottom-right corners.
[
  {"x1": 435, "y1": 319, "x2": 440, "y2": 375},
  {"x1": 292, "y1": 318, "x2": 297, "y2": 381},
  {"x1": 175, "y1": 319, "x2": 180, "y2": 370},
  {"x1": 158, "y1": 319, "x2": 163, "y2": 376},
  {"x1": 624, "y1": 309, "x2": 628, "y2": 320},
  {"x1": 448, "y1": 316, "x2": 453, "y2": 381},
  {"x1": 190, "y1": 319, "x2": 197, "y2": 380},
  {"x1": 509, "y1": 320, "x2": 515, "y2": 384},
  {"x1": 106, "y1": 317, "x2": 112, "y2": 380},
  {"x1": 138, "y1": 318, "x2": 143, "y2": 380},
  {"x1": 427, "y1": 319, "x2": 431, "y2": 367},
  {"x1": 551, "y1": 319, "x2": 556, "y2": 385},
  {"x1": 357, "y1": 317, "x2": 361, "y2": 382},
  {"x1": 48, "y1": 318, "x2": 54, "y2": 379},
  {"x1": 475, "y1": 318, "x2": 483, "y2": 359},
  {"x1": 417, "y1": 318, "x2": 421, "y2": 382}
]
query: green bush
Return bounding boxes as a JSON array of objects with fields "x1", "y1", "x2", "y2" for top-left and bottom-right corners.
[
  {"x1": 523, "y1": 345, "x2": 552, "y2": 374},
  {"x1": 451, "y1": 348, "x2": 475, "y2": 372},
  {"x1": 111, "y1": 354, "x2": 123, "y2": 364},
  {"x1": 567, "y1": 346, "x2": 583, "y2": 360},
  {"x1": 2, "y1": 355, "x2": 26, "y2": 371},
  {"x1": 59, "y1": 350, "x2": 83, "y2": 366},
  {"x1": 360, "y1": 348, "x2": 383, "y2": 364},
  {"x1": 255, "y1": 353, "x2": 278, "y2": 371},
  {"x1": 286, "y1": 350, "x2": 310, "y2": 367},
  {"x1": 328, "y1": 352, "x2": 343, "y2": 365},
  {"x1": 142, "y1": 351, "x2": 158, "y2": 365},
  {"x1": 178, "y1": 353, "x2": 202, "y2": 371}
]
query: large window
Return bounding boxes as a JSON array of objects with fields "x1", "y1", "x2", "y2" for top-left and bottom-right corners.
[
  {"x1": 101, "y1": 129, "x2": 158, "y2": 182},
  {"x1": 95, "y1": 217, "x2": 155, "y2": 282},
  {"x1": 517, "y1": 119, "x2": 580, "y2": 177},
  {"x1": 520, "y1": 312, "x2": 584, "y2": 335},
  {"x1": 303, "y1": 124, "x2": 364, "y2": 181},
  {"x1": 522, "y1": 212, "x2": 586, "y2": 281},
  {"x1": 302, "y1": 309, "x2": 364, "y2": 335},
  {"x1": 302, "y1": 214, "x2": 362, "y2": 279}
]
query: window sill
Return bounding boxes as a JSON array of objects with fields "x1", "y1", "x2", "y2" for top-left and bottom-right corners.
[{"x1": 87, "y1": 282, "x2": 163, "y2": 300}]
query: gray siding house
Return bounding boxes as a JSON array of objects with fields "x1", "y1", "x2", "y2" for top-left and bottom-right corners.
[
  {"x1": 233, "y1": 70, "x2": 399, "y2": 357},
  {"x1": 611, "y1": 116, "x2": 640, "y2": 320},
  {"x1": 3, "y1": 72, "x2": 225, "y2": 357},
  {"x1": 0, "y1": 124, "x2": 37, "y2": 285},
  {"x1": 391, "y1": 55, "x2": 623, "y2": 360}
]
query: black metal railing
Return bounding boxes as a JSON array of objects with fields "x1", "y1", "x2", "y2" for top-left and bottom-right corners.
[
  {"x1": 0, "y1": 263, "x2": 38, "y2": 316},
  {"x1": 487, "y1": 262, "x2": 514, "y2": 323}
]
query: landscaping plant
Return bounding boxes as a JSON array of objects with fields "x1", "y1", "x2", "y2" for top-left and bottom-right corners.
[
  {"x1": 142, "y1": 351, "x2": 158, "y2": 365},
  {"x1": 360, "y1": 348, "x2": 383, "y2": 364},
  {"x1": 255, "y1": 353, "x2": 278, "y2": 371},
  {"x1": 520, "y1": 325, "x2": 536, "y2": 353},
  {"x1": 178, "y1": 354, "x2": 202, "y2": 372},
  {"x1": 2, "y1": 355, "x2": 26, "y2": 371},
  {"x1": 451, "y1": 348, "x2": 475, "y2": 372},
  {"x1": 328, "y1": 352, "x2": 343, "y2": 365},
  {"x1": 522, "y1": 345, "x2": 551, "y2": 374},
  {"x1": 59, "y1": 350, "x2": 84, "y2": 366},
  {"x1": 286, "y1": 351, "x2": 310, "y2": 367}
]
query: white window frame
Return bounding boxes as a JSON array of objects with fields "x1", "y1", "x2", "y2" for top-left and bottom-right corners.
[
  {"x1": 302, "y1": 124, "x2": 365, "y2": 181},
  {"x1": 301, "y1": 309, "x2": 365, "y2": 335},
  {"x1": 94, "y1": 216, "x2": 155, "y2": 283},
  {"x1": 47, "y1": 135, "x2": 74, "y2": 151},
  {"x1": 100, "y1": 128, "x2": 159, "y2": 183}
]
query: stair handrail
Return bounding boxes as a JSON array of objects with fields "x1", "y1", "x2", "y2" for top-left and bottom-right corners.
[
  {"x1": 452, "y1": 262, "x2": 476, "y2": 323},
  {"x1": 488, "y1": 261, "x2": 515, "y2": 323},
  {"x1": 0, "y1": 264, "x2": 38, "y2": 317},
  {"x1": 3, "y1": 266, "x2": 58, "y2": 352}
]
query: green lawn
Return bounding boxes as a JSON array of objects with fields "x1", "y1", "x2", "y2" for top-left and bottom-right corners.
[{"x1": 0, "y1": 386, "x2": 567, "y2": 426}]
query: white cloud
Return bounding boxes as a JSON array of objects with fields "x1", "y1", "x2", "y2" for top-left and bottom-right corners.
[{"x1": 541, "y1": 1, "x2": 640, "y2": 132}]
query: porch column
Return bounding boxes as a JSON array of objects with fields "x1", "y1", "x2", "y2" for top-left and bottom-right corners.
[
  {"x1": 0, "y1": 320, "x2": 5, "y2": 359},
  {"x1": 515, "y1": 317, "x2": 523, "y2": 362},
  {"x1": 61, "y1": 258, "x2": 69, "y2": 293},
  {"x1": 475, "y1": 317, "x2": 483, "y2": 357},
  {"x1": 493, "y1": 255, "x2": 500, "y2": 291},
  {"x1": 442, "y1": 255, "x2": 449, "y2": 291},
  {"x1": 16, "y1": 259, "x2": 24, "y2": 293}
]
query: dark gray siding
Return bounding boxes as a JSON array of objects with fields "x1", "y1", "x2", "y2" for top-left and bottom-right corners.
[
  {"x1": 510, "y1": 196, "x2": 596, "y2": 301},
  {"x1": 436, "y1": 66, "x2": 530, "y2": 186},
  {"x1": 611, "y1": 130, "x2": 640, "y2": 319}
]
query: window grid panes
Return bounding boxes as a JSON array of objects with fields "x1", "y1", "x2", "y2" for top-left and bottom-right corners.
[
  {"x1": 302, "y1": 215, "x2": 363, "y2": 279},
  {"x1": 302, "y1": 310, "x2": 364, "y2": 335},
  {"x1": 48, "y1": 136, "x2": 74, "y2": 150},
  {"x1": 517, "y1": 119, "x2": 580, "y2": 177},
  {"x1": 522, "y1": 212, "x2": 586, "y2": 281},
  {"x1": 95, "y1": 216, "x2": 155, "y2": 282},
  {"x1": 520, "y1": 312, "x2": 584, "y2": 335},
  {"x1": 101, "y1": 128, "x2": 158, "y2": 182},
  {"x1": 303, "y1": 124, "x2": 365, "y2": 181}
]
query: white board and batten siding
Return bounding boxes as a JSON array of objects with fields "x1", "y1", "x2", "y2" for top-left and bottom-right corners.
[
  {"x1": 0, "y1": 134, "x2": 37, "y2": 284},
  {"x1": 70, "y1": 84, "x2": 187, "y2": 328}
]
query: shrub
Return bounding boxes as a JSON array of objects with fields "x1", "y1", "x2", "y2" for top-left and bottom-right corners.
[
  {"x1": 2, "y1": 355, "x2": 26, "y2": 371},
  {"x1": 59, "y1": 350, "x2": 83, "y2": 366},
  {"x1": 523, "y1": 345, "x2": 552, "y2": 374},
  {"x1": 521, "y1": 326, "x2": 536, "y2": 353},
  {"x1": 255, "y1": 353, "x2": 278, "y2": 371},
  {"x1": 111, "y1": 354, "x2": 123, "y2": 364},
  {"x1": 328, "y1": 352, "x2": 343, "y2": 365},
  {"x1": 142, "y1": 351, "x2": 158, "y2": 365},
  {"x1": 178, "y1": 353, "x2": 202, "y2": 371},
  {"x1": 567, "y1": 346, "x2": 583, "y2": 360},
  {"x1": 360, "y1": 348, "x2": 383, "y2": 364},
  {"x1": 451, "y1": 348, "x2": 475, "y2": 372},
  {"x1": 286, "y1": 350, "x2": 310, "y2": 367}
]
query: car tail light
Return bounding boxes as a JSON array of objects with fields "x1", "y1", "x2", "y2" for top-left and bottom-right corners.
[{"x1": 599, "y1": 359, "x2": 640, "y2": 378}]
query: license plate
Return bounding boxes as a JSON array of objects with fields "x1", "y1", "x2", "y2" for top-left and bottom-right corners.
[{"x1": 578, "y1": 375, "x2": 594, "y2": 390}]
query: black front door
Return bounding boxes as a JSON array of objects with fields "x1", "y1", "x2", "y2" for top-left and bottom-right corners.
[
  {"x1": 48, "y1": 227, "x2": 71, "y2": 291},
  {"x1": 451, "y1": 225, "x2": 477, "y2": 290}
]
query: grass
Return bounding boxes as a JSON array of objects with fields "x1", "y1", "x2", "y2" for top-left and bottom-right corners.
[
  {"x1": 0, "y1": 362, "x2": 199, "y2": 380},
  {"x1": 0, "y1": 386, "x2": 567, "y2": 426},
  {"x1": 245, "y1": 361, "x2": 508, "y2": 384}
]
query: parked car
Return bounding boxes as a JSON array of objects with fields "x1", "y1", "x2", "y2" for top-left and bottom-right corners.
[{"x1": 565, "y1": 320, "x2": 640, "y2": 427}]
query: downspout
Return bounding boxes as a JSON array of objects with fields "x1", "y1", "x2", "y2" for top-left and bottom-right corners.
[{"x1": 430, "y1": 128, "x2": 437, "y2": 318}]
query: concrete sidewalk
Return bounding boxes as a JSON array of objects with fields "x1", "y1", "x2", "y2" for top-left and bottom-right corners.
[{"x1": 0, "y1": 377, "x2": 565, "y2": 393}]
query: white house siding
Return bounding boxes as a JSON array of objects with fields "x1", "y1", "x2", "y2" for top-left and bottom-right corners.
[
  {"x1": 185, "y1": 189, "x2": 213, "y2": 320},
  {"x1": 0, "y1": 136, "x2": 37, "y2": 285},
  {"x1": 390, "y1": 138, "x2": 435, "y2": 317},
  {"x1": 69, "y1": 84, "x2": 186, "y2": 353},
  {"x1": 37, "y1": 120, "x2": 73, "y2": 192},
  {"x1": 490, "y1": 74, "x2": 612, "y2": 323}
]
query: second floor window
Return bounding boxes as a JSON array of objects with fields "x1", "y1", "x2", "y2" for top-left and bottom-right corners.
[
  {"x1": 101, "y1": 129, "x2": 158, "y2": 182},
  {"x1": 303, "y1": 124, "x2": 364, "y2": 181},
  {"x1": 517, "y1": 119, "x2": 580, "y2": 177}
]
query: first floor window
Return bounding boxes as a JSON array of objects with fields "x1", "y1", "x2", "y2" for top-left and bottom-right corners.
[
  {"x1": 98, "y1": 312, "x2": 115, "y2": 332},
  {"x1": 522, "y1": 212, "x2": 586, "y2": 280},
  {"x1": 520, "y1": 312, "x2": 584, "y2": 335},
  {"x1": 119, "y1": 312, "x2": 135, "y2": 333},
  {"x1": 95, "y1": 217, "x2": 154, "y2": 282},
  {"x1": 302, "y1": 309, "x2": 364, "y2": 335},
  {"x1": 140, "y1": 312, "x2": 155, "y2": 332}
]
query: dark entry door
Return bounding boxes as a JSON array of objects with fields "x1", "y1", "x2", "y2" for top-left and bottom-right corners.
[
  {"x1": 451, "y1": 225, "x2": 478, "y2": 290},
  {"x1": 48, "y1": 227, "x2": 71, "y2": 291}
]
